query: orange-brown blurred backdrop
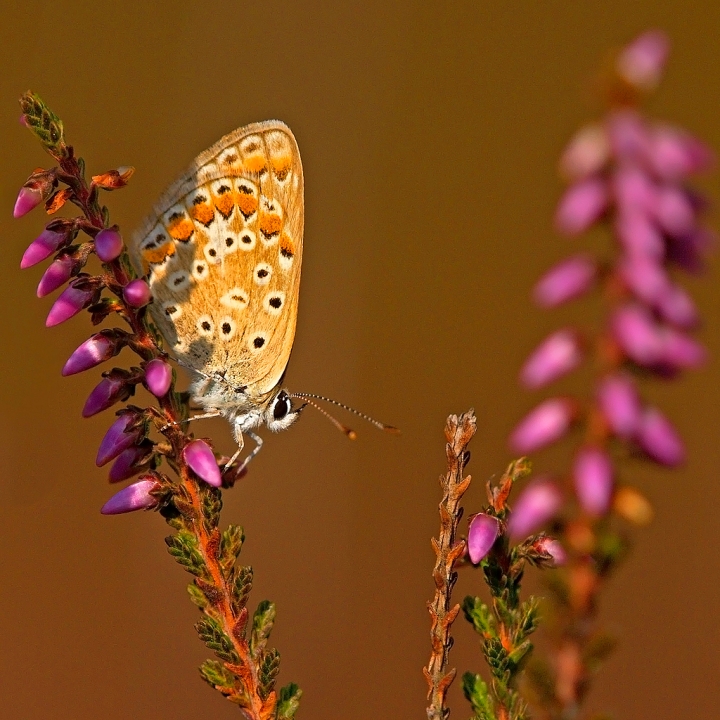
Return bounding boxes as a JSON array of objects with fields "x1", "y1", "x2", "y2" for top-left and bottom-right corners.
[{"x1": 1, "y1": 2, "x2": 719, "y2": 718}]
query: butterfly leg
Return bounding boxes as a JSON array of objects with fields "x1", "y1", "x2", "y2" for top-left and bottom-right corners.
[
  {"x1": 160, "y1": 411, "x2": 222, "y2": 433},
  {"x1": 225, "y1": 429, "x2": 264, "y2": 471}
]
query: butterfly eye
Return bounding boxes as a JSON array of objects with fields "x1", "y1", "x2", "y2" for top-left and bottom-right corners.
[{"x1": 273, "y1": 392, "x2": 290, "y2": 420}]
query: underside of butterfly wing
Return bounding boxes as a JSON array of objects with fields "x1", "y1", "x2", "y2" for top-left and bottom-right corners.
[{"x1": 130, "y1": 121, "x2": 304, "y2": 406}]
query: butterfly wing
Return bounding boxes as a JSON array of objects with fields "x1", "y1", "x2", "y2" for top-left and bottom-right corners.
[{"x1": 130, "y1": 121, "x2": 304, "y2": 403}]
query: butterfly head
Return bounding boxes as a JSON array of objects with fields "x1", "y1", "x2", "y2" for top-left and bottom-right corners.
[{"x1": 265, "y1": 389, "x2": 303, "y2": 433}]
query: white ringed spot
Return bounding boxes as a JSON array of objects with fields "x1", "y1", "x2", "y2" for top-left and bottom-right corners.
[
  {"x1": 254, "y1": 262, "x2": 273, "y2": 285},
  {"x1": 196, "y1": 315, "x2": 214, "y2": 338},
  {"x1": 220, "y1": 288, "x2": 248, "y2": 310},
  {"x1": 263, "y1": 291, "x2": 286, "y2": 316}
]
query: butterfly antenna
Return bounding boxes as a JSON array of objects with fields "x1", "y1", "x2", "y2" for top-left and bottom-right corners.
[
  {"x1": 291, "y1": 392, "x2": 400, "y2": 436},
  {"x1": 293, "y1": 396, "x2": 357, "y2": 439}
]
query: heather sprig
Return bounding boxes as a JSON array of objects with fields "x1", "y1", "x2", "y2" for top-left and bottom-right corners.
[
  {"x1": 504, "y1": 30, "x2": 713, "y2": 716},
  {"x1": 15, "y1": 91, "x2": 300, "y2": 719}
]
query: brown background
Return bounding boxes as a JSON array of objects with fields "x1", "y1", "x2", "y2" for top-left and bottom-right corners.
[{"x1": 1, "y1": 2, "x2": 719, "y2": 718}]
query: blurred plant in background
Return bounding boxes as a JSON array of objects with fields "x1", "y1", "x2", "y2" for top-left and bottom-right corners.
[{"x1": 425, "y1": 30, "x2": 713, "y2": 720}]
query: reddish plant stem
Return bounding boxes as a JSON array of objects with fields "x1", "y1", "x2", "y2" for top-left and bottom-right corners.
[{"x1": 424, "y1": 410, "x2": 476, "y2": 720}]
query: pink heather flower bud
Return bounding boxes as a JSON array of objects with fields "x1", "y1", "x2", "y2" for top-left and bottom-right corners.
[
  {"x1": 101, "y1": 478, "x2": 159, "y2": 515},
  {"x1": 95, "y1": 228, "x2": 124, "y2": 262},
  {"x1": 96, "y1": 414, "x2": 141, "y2": 467},
  {"x1": 13, "y1": 186, "x2": 42, "y2": 218},
  {"x1": 61, "y1": 334, "x2": 113, "y2": 376},
  {"x1": 559, "y1": 124, "x2": 610, "y2": 180},
  {"x1": 508, "y1": 478, "x2": 563, "y2": 540},
  {"x1": 660, "y1": 329, "x2": 707, "y2": 370},
  {"x1": 667, "y1": 227, "x2": 714, "y2": 274},
  {"x1": 654, "y1": 186, "x2": 695, "y2": 238},
  {"x1": 520, "y1": 329, "x2": 583, "y2": 389},
  {"x1": 616, "y1": 30, "x2": 670, "y2": 91},
  {"x1": 183, "y1": 440, "x2": 222, "y2": 487},
  {"x1": 573, "y1": 447, "x2": 614, "y2": 517},
  {"x1": 46, "y1": 285, "x2": 94, "y2": 327},
  {"x1": 611, "y1": 304, "x2": 663, "y2": 366},
  {"x1": 607, "y1": 111, "x2": 652, "y2": 163},
  {"x1": 82, "y1": 376, "x2": 126, "y2": 418},
  {"x1": 619, "y1": 254, "x2": 668, "y2": 305},
  {"x1": 542, "y1": 538, "x2": 567, "y2": 566},
  {"x1": 123, "y1": 278, "x2": 152, "y2": 308},
  {"x1": 509, "y1": 398, "x2": 575, "y2": 454},
  {"x1": 613, "y1": 166, "x2": 657, "y2": 213},
  {"x1": 144, "y1": 358, "x2": 172, "y2": 397},
  {"x1": 650, "y1": 125, "x2": 713, "y2": 180},
  {"x1": 109, "y1": 444, "x2": 150, "y2": 483},
  {"x1": 20, "y1": 229, "x2": 66, "y2": 268},
  {"x1": 636, "y1": 407, "x2": 685, "y2": 466},
  {"x1": 36, "y1": 255, "x2": 74, "y2": 297},
  {"x1": 656, "y1": 283, "x2": 698, "y2": 329},
  {"x1": 555, "y1": 177, "x2": 609, "y2": 236},
  {"x1": 467, "y1": 513, "x2": 499, "y2": 564},
  {"x1": 533, "y1": 255, "x2": 596, "y2": 308},
  {"x1": 596, "y1": 374, "x2": 641, "y2": 439},
  {"x1": 615, "y1": 210, "x2": 664, "y2": 260}
]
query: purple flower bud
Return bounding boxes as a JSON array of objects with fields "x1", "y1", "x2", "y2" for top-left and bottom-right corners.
[
  {"x1": 508, "y1": 478, "x2": 563, "y2": 539},
  {"x1": 61, "y1": 334, "x2": 113, "y2": 376},
  {"x1": 654, "y1": 186, "x2": 695, "y2": 238},
  {"x1": 573, "y1": 447, "x2": 614, "y2": 516},
  {"x1": 533, "y1": 255, "x2": 596, "y2": 308},
  {"x1": 616, "y1": 30, "x2": 670, "y2": 91},
  {"x1": 36, "y1": 255, "x2": 74, "y2": 297},
  {"x1": 656, "y1": 283, "x2": 698, "y2": 329},
  {"x1": 613, "y1": 166, "x2": 657, "y2": 214},
  {"x1": 636, "y1": 406, "x2": 685, "y2": 466},
  {"x1": 467, "y1": 513, "x2": 499, "y2": 564},
  {"x1": 82, "y1": 376, "x2": 126, "y2": 418},
  {"x1": 144, "y1": 358, "x2": 172, "y2": 397},
  {"x1": 611, "y1": 304, "x2": 664, "y2": 366},
  {"x1": 520, "y1": 329, "x2": 583, "y2": 389},
  {"x1": 607, "y1": 112, "x2": 652, "y2": 164},
  {"x1": 20, "y1": 229, "x2": 65, "y2": 269},
  {"x1": 559, "y1": 124, "x2": 610, "y2": 180},
  {"x1": 542, "y1": 538, "x2": 567, "y2": 566},
  {"x1": 13, "y1": 186, "x2": 42, "y2": 218},
  {"x1": 555, "y1": 177, "x2": 609, "y2": 236},
  {"x1": 96, "y1": 414, "x2": 141, "y2": 467},
  {"x1": 95, "y1": 228, "x2": 124, "y2": 262},
  {"x1": 615, "y1": 210, "x2": 664, "y2": 259},
  {"x1": 101, "y1": 479, "x2": 159, "y2": 515},
  {"x1": 666, "y1": 227, "x2": 714, "y2": 274},
  {"x1": 183, "y1": 440, "x2": 221, "y2": 487},
  {"x1": 596, "y1": 374, "x2": 641, "y2": 439},
  {"x1": 123, "y1": 278, "x2": 152, "y2": 308},
  {"x1": 619, "y1": 254, "x2": 668, "y2": 305},
  {"x1": 109, "y1": 444, "x2": 150, "y2": 483},
  {"x1": 46, "y1": 285, "x2": 94, "y2": 327},
  {"x1": 660, "y1": 329, "x2": 707, "y2": 370},
  {"x1": 650, "y1": 125, "x2": 713, "y2": 180},
  {"x1": 509, "y1": 398, "x2": 575, "y2": 454}
]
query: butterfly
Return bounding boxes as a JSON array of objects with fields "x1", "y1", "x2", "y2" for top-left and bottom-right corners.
[{"x1": 129, "y1": 121, "x2": 397, "y2": 472}]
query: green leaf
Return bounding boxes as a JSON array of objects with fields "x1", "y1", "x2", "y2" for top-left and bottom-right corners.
[
  {"x1": 518, "y1": 596, "x2": 541, "y2": 639},
  {"x1": 507, "y1": 639, "x2": 533, "y2": 670},
  {"x1": 462, "y1": 672, "x2": 496, "y2": 720},
  {"x1": 250, "y1": 600, "x2": 276, "y2": 659},
  {"x1": 258, "y1": 647, "x2": 281, "y2": 700},
  {"x1": 463, "y1": 596, "x2": 494, "y2": 636},
  {"x1": 165, "y1": 530, "x2": 207, "y2": 577},
  {"x1": 484, "y1": 637, "x2": 509, "y2": 679},
  {"x1": 201, "y1": 485, "x2": 223, "y2": 531},
  {"x1": 19, "y1": 92, "x2": 67, "y2": 158},
  {"x1": 199, "y1": 659, "x2": 236, "y2": 690},
  {"x1": 195, "y1": 615, "x2": 240, "y2": 663},
  {"x1": 219, "y1": 524, "x2": 245, "y2": 576},
  {"x1": 276, "y1": 682, "x2": 302, "y2": 719},
  {"x1": 187, "y1": 581, "x2": 208, "y2": 609},
  {"x1": 231, "y1": 565, "x2": 254, "y2": 614}
]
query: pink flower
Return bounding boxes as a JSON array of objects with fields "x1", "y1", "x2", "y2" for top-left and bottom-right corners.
[
  {"x1": 509, "y1": 398, "x2": 575, "y2": 454},
  {"x1": 555, "y1": 177, "x2": 609, "y2": 236},
  {"x1": 573, "y1": 447, "x2": 614, "y2": 516},
  {"x1": 183, "y1": 440, "x2": 221, "y2": 487},
  {"x1": 101, "y1": 479, "x2": 159, "y2": 515},
  {"x1": 636, "y1": 407, "x2": 685, "y2": 466},
  {"x1": 508, "y1": 478, "x2": 563, "y2": 539},
  {"x1": 467, "y1": 513, "x2": 499, "y2": 564},
  {"x1": 533, "y1": 255, "x2": 596, "y2": 308},
  {"x1": 596, "y1": 374, "x2": 641, "y2": 439},
  {"x1": 13, "y1": 186, "x2": 42, "y2": 218},
  {"x1": 616, "y1": 30, "x2": 670, "y2": 91},
  {"x1": 520, "y1": 329, "x2": 583, "y2": 389}
]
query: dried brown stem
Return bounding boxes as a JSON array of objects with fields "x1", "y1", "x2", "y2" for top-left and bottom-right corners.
[{"x1": 424, "y1": 410, "x2": 477, "y2": 720}]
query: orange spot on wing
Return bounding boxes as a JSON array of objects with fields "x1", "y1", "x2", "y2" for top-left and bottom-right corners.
[
  {"x1": 190, "y1": 203, "x2": 214, "y2": 226},
  {"x1": 215, "y1": 193, "x2": 234, "y2": 219},
  {"x1": 142, "y1": 241, "x2": 176, "y2": 269},
  {"x1": 236, "y1": 193, "x2": 258, "y2": 218},
  {"x1": 167, "y1": 218, "x2": 194, "y2": 242},
  {"x1": 259, "y1": 213, "x2": 282, "y2": 238},
  {"x1": 279, "y1": 232, "x2": 295, "y2": 257},
  {"x1": 271, "y1": 156, "x2": 292, "y2": 181},
  {"x1": 243, "y1": 154, "x2": 267, "y2": 175}
]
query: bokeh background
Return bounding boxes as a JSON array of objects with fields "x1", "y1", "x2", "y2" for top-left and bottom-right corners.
[{"x1": 1, "y1": 2, "x2": 719, "y2": 718}]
